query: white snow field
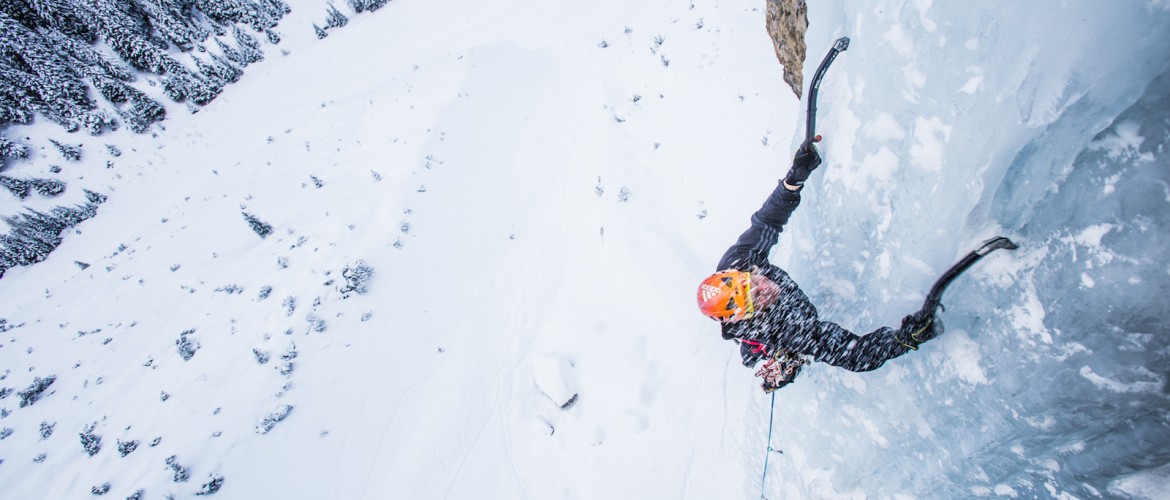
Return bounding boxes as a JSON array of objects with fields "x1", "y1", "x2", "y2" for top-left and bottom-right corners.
[{"x1": 1, "y1": 0, "x2": 1169, "y2": 498}]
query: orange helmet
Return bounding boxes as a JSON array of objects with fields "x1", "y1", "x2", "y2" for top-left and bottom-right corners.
[{"x1": 697, "y1": 270, "x2": 755, "y2": 322}]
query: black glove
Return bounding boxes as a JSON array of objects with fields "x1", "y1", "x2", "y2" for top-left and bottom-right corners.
[
  {"x1": 896, "y1": 310, "x2": 943, "y2": 349},
  {"x1": 783, "y1": 142, "x2": 823, "y2": 187}
]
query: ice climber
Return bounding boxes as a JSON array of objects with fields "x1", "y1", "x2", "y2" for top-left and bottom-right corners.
[{"x1": 697, "y1": 141, "x2": 941, "y2": 392}]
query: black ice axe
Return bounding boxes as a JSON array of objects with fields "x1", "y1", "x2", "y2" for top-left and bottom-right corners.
[{"x1": 803, "y1": 36, "x2": 850, "y2": 151}]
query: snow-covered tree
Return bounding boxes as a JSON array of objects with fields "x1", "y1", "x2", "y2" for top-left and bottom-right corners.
[
  {"x1": 325, "y1": 4, "x2": 348, "y2": 29},
  {"x1": 0, "y1": 78, "x2": 35, "y2": 122},
  {"x1": 0, "y1": 135, "x2": 29, "y2": 163},
  {"x1": 24, "y1": 0, "x2": 99, "y2": 41},
  {"x1": 215, "y1": 37, "x2": 245, "y2": 65},
  {"x1": 48, "y1": 139, "x2": 81, "y2": 161},
  {"x1": 0, "y1": 66, "x2": 38, "y2": 125},
  {"x1": 196, "y1": 54, "x2": 242, "y2": 88},
  {"x1": 0, "y1": 0, "x2": 290, "y2": 134},
  {"x1": 233, "y1": 25, "x2": 264, "y2": 64},
  {"x1": 0, "y1": 175, "x2": 61, "y2": 199},
  {"x1": 39, "y1": 28, "x2": 134, "y2": 83},
  {"x1": 118, "y1": 87, "x2": 167, "y2": 133},
  {"x1": 0, "y1": 11, "x2": 102, "y2": 131},
  {"x1": 348, "y1": 0, "x2": 391, "y2": 14},
  {"x1": 195, "y1": 0, "x2": 282, "y2": 32},
  {"x1": 94, "y1": 13, "x2": 172, "y2": 73},
  {"x1": 29, "y1": 177, "x2": 64, "y2": 196},
  {"x1": 0, "y1": 211, "x2": 66, "y2": 273},
  {"x1": 0, "y1": 176, "x2": 31, "y2": 199},
  {"x1": 84, "y1": 111, "x2": 116, "y2": 133},
  {"x1": 135, "y1": 0, "x2": 211, "y2": 51},
  {"x1": 242, "y1": 212, "x2": 272, "y2": 238},
  {"x1": 90, "y1": 74, "x2": 131, "y2": 104},
  {"x1": 161, "y1": 63, "x2": 218, "y2": 104},
  {"x1": 0, "y1": 197, "x2": 104, "y2": 279},
  {"x1": 262, "y1": 0, "x2": 292, "y2": 18}
]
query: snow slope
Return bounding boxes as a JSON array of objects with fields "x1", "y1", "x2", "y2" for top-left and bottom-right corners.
[{"x1": 1, "y1": 0, "x2": 1169, "y2": 498}]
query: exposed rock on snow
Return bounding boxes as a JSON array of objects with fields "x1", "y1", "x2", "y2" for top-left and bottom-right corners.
[
  {"x1": 533, "y1": 355, "x2": 578, "y2": 409},
  {"x1": 765, "y1": 0, "x2": 809, "y2": 98}
]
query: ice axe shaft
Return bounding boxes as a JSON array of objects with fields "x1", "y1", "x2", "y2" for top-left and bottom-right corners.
[
  {"x1": 805, "y1": 37, "x2": 850, "y2": 148},
  {"x1": 921, "y1": 237, "x2": 1019, "y2": 316}
]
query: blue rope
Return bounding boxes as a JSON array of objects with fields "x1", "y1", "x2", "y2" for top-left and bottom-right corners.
[{"x1": 760, "y1": 392, "x2": 776, "y2": 499}]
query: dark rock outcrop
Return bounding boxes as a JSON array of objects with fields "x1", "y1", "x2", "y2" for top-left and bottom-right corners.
[{"x1": 765, "y1": 0, "x2": 809, "y2": 98}]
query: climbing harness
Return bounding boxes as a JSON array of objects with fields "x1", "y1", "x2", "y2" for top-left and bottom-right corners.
[{"x1": 755, "y1": 351, "x2": 809, "y2": 393}]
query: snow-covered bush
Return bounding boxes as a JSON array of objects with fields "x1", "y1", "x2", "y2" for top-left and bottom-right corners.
[
  {"x1": 117, "y1": 439, "x2": 139, "y2": 457},
  {"x1": 256, "y1": 404, "x2": 293, "y2": 434},
  {"x1": 306, "y1": 314, "x2": 327, "y2": 333},
  {"x1": 282, "y1": 296, "x2": 296, "y2": 316},
  {"x1": 214, "y1": 284, "x2": 243, "y2": 294},
  {"x1": 242, "y1": 212, "x2": 273, "y2": 239},
  {"x1": 339, "y1": 261, "x2": 374, "y2": 296},
  {"x1": 166, "y1": 455, "x2": 191, "y2": 482},
  {"x1": 18, "y1": 375, "x2": 56, "y2": 407},
  {"x1": 277, "y1": 345, "x2": 297, "y2": 375},
  {"x1": 196, "y1": 475, "x2": 225, "y2": 496},
  {"x1": 176, "y1": 329, "x2": 199, "y2": 361},
  {"x1": 85, "y1": 189, "x2": 108, "y2": 204},
  {"x1": 80, "y1": 423, "x2": 101, "y2": 456}
]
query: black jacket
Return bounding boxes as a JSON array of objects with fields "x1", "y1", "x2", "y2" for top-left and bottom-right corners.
[{"x1": 717, "y1": 181, "x2": 911, "y2": 372}]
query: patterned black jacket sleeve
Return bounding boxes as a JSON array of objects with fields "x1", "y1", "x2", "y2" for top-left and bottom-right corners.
[{"x1": 717, "y1": 181, "x2": 802, "y2": 271}]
